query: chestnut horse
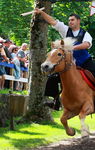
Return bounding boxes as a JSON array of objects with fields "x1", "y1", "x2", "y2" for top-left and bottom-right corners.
[{"x1": 41, "y1": 38, "x2": 95, "y2": 137}]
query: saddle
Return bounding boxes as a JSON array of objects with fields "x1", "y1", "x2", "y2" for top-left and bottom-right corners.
[
  {"x1": 83, "y1": 70, "x2": 95, "y2": 84},
  {"x1": 77, "y1": 67, "x2": 95, "y2": 90}
]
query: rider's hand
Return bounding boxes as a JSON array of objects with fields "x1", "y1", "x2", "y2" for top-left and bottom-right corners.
[{"x1": 34, "y1": 8, "x2": 42, "y2": 15}]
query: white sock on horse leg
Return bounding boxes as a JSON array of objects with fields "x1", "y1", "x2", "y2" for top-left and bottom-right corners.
[{"x1": 80, "y1": 118, "x2": 89, "y2": 137}]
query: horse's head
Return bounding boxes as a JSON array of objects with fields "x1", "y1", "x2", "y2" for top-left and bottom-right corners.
[{"x1": 41, "y1": 37, "x2": 75, "y2": 74}]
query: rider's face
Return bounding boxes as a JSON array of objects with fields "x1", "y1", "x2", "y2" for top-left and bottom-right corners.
[{"x1": 68, "y1": 16, "x2": 80, "y2": 30}]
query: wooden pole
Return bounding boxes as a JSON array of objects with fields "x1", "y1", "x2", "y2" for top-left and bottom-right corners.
[{"x1": 20, "y1": 7, "x2": 45, "y2": 16}]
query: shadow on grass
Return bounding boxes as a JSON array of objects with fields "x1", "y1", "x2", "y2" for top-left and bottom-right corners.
[
  {"x1": 1, "y1": 134, "x2": 49, "y2": 149},
  {"x1": 0, "y1": 127, "x2": 47, "y2": 149},
  {"x1": 0, "y1": 127, "x2": 45, "y2": 139},
  {"x1": 10, "y1": 138, "x2": 51, "y2": 149}
]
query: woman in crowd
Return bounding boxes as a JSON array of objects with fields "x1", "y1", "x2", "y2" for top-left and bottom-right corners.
[{"x1": 10, "y1": 45, "x2": 21, "y2": 79}]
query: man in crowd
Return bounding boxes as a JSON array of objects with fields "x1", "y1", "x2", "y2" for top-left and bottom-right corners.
[
  {"x1": 3, "y1": 39, "x2": 12, "y2": 88},
  {"x1": 17, "y1": 43, "x2": 28, "y2": 68},
  {"x1": 3, "y1": 39, "x2": 12, "y2": 59},
  {"x1": 17, "y1": 43, "x2": 28, "y2": 90}
]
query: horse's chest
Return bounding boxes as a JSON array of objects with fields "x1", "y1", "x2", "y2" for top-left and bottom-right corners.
[{"x1": 61, "y1": 93, "x2": 82, "y2": 112}]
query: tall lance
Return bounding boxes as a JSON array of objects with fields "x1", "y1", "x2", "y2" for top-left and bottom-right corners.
[{"x1": 20, "y1": 7, "x2": 45, "y2": 16}]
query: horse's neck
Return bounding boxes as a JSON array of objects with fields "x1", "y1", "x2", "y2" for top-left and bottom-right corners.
[{"x1": 60, "y1": 65, "x2": 80, "y2": 88}]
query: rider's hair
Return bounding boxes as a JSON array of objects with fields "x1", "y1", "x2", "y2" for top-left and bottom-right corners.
[{"x1": 69, "y1": 13, "x2": 80, "y2": 20}]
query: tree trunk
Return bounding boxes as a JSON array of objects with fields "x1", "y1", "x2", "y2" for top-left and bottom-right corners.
[{"x1": 27, "y1": 0, "x2": 53, "y2": 122}]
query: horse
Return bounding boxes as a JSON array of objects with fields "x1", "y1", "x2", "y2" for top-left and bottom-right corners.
[{"x1": 41, "y1": 37, "x2": 95, "y2": 138}]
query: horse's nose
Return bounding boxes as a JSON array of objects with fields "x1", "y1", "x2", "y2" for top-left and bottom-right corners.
[
  {"x1": 41, "y1": 64, "x2": 49, "y2": 72},
  {"x1": 44, "y1": 65, "x2": 49, "y2": 69}
]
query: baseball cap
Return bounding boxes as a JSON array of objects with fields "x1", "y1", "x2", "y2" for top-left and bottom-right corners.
[{"x1": 4, "y1": 39, "x2": 12, "y2": 43}]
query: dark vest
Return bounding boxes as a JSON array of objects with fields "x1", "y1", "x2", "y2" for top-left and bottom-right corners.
[{"x1": 66, "y1": 28, "x2": 91, "y2": 66}]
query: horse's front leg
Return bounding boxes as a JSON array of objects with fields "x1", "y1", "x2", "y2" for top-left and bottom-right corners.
[
  {"x1": 60, "y1": 108, "x2": 76, "y2": 136},
  {"x1": 79, "y1": 101, "x2": 94, "y2": 138}
]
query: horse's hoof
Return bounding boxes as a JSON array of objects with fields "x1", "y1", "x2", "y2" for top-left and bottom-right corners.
[
  {"x1": 66, "y1": 128, "x2": 75, "y2": 136},
  {"x1": 81, "y1": 128, "x2": 90, "y2": 138}
]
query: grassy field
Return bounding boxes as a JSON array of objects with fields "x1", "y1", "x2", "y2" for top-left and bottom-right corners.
[
  {"x1": 0, "y1": 110, "x2": 95, "y2": 150},
  {"x1": 0, "y1": 89, "x2": 28, "y2": 95}
]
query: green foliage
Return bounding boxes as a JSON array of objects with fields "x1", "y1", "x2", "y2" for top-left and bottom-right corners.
[{"x1": 0, "y1": 0, "x2": 34, "y2": 45}]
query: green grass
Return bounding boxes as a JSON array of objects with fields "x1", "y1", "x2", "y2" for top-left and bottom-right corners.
[
  {"x1": 0, "y1": 111, "x2": 95, "y2": 150},
  {"x1": 0, "y1": 89, "x2": 28, "y2": 95}
]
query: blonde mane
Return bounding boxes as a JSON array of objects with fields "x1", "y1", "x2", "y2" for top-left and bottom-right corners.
[{"x1": 52, "y1": 37, "x2": 76, "y2": 51}]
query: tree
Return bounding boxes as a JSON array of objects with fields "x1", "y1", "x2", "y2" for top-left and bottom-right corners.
[{"x1": 27, "y1": 0, "x2": 53, "y2": 122}]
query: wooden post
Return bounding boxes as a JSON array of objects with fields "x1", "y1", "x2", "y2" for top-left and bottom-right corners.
[
  {"x1": 10, "y1": 113, "x2": 14, "y2": 130},
  {"x1": 9, "y1": 68, "x2": 14, "y2": 89},
  {"x1": 23, "y1": 71, "x2": 28, "y2": 90}
]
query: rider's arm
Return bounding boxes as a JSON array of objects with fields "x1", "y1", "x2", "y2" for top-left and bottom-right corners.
[
  {"x1": 73, "y1": 42, "x2": 90, "y2": 50},
  {"x1": 34, "y1": 8, "x2": 68, "y2": 38},
  {"x1": 34, "y1": 8, "x2": 57, "y2": 25},
  {"x1": 73, "y1": 32, "x2": 92, "y2": 50}
]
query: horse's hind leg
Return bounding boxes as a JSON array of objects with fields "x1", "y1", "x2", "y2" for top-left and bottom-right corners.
[
  {"x1": 79, "y1": 101, "x2": 94, "y2": 138},
  {"x1": 60, "y1": 108, "x2": 76, "y2": 136}
]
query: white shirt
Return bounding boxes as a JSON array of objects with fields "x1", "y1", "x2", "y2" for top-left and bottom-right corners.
[{"x1": 53, "y1": 20, "x2": 92, "y2": 48}]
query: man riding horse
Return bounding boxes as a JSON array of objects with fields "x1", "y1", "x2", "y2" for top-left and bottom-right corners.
[{"x1": 34, "y1": 8, "x2": 95, "y2": 110}]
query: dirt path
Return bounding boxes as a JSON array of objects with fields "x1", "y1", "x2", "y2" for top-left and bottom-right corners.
[{"x1": 32, "y1": 136, "x2": 95, "y2": 150}]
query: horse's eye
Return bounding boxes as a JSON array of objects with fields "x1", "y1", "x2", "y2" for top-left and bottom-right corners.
[{"x1": 58, "y1": 53, "x2": 62, "y2": 56}]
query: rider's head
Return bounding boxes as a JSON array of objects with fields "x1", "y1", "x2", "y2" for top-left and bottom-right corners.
[{"x1": 68, "y1": 14, "x2": 81, "y2": 31}]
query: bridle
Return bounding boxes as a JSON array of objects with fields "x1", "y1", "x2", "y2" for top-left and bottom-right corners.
[{"x1": 53, "y1": 49, "x2": 73, "y2": 74}]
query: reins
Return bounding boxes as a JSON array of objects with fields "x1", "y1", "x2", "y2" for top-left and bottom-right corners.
[{"x1": 59, "y1": 62, "x2": 73, "y2": 74}]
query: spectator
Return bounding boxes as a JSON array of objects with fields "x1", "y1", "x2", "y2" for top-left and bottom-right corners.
[
  {"x1": 10, "y1": 45, "x2": 21, "y2": 91},
  {"x1": 0, "y1": 43, "x2": 9, "y2": 89},
  {"x1": 3, "y1": 39, "x2": 12, "y2": 60},
  {"x1": 10, "y1": 45, "x2": 20, "y2": 79},
  {"x1": 17, "y1": 43, "x2": 28, "y2": 68},
  {"x1": 17, "y1": 43, "x2": 28, "y2": 90},
  {"x1": 3, "y1": 39, "x2": 12, "y2": 88}
]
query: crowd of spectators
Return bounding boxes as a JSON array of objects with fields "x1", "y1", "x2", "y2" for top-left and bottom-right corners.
[{"x1": 0, "y1": 37, "x2": 29, "y2": 90}]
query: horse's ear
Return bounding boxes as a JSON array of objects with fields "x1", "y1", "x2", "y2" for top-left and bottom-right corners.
[
  {"x1": 51, "y1": 42, "x2": 55, "y2": 49},
  {"x1": 60, "y1": 39, "x2": 64, "y2": 46}
]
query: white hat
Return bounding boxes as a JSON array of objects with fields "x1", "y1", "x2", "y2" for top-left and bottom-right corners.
[
  {"x1": 8, "y1": 45, "x2": 18, "y2": 52},
  {"x1": 0, "y1": 37, "x2": 6, "y2": 43}
]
